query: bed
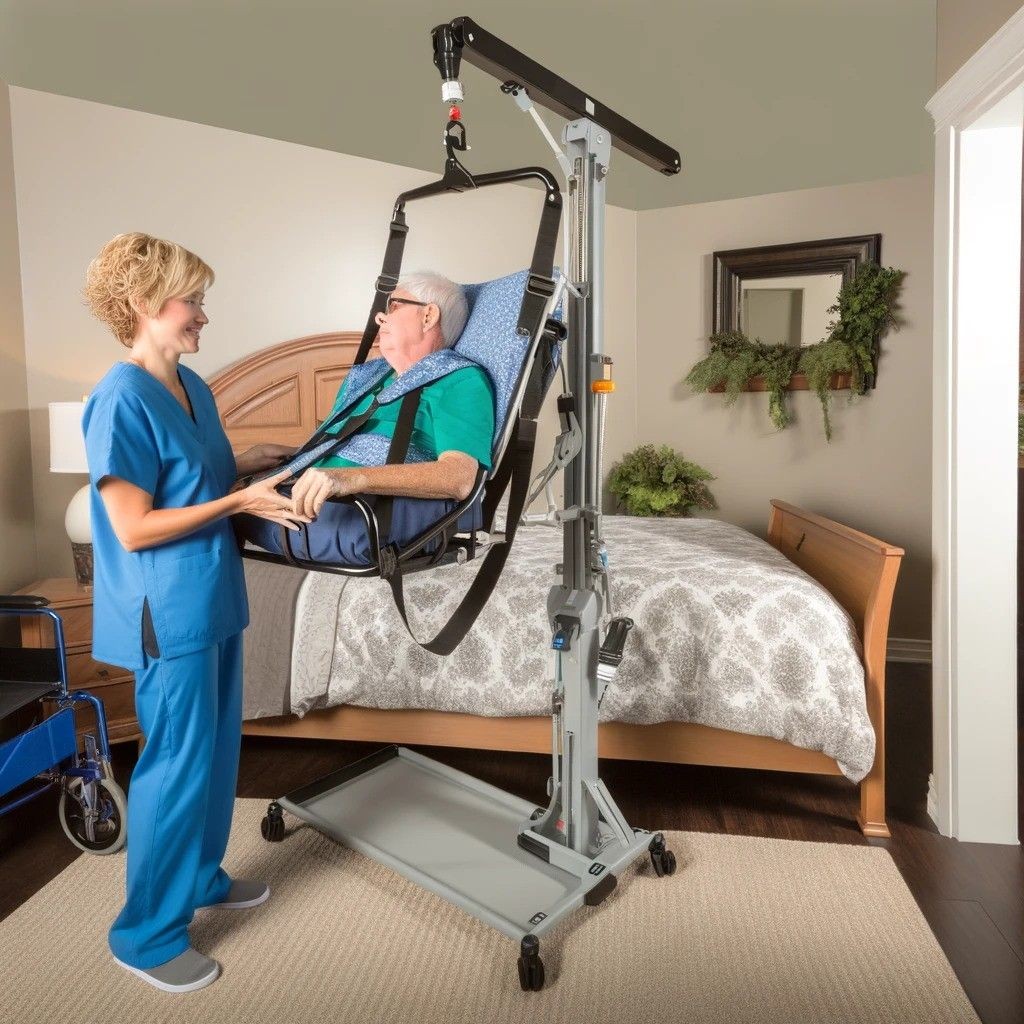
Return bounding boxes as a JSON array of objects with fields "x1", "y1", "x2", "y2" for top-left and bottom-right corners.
[{"x1": 209, "y1": 331, "x2": 904, "y2": 838}]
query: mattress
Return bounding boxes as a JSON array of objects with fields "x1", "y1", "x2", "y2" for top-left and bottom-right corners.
[{"x1": 243, "y1": 516, "x2": 874, "y2": 781}]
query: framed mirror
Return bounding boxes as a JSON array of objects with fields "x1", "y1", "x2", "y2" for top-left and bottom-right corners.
[{"x1": 711, "y1": 234, "x2": 881, "y2": 391}]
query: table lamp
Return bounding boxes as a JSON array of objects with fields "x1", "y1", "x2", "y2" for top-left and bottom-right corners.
[{"x1": 49, "y1": 401, "x2": 92, "y2": 588}]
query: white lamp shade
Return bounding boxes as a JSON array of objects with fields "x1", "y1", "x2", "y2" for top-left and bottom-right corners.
[{"x1": 49, "y1": 401, "x2": 88, "y2": 473}]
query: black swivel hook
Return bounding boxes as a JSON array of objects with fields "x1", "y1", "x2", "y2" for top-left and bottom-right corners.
[{"x1": 441, "y1": 107, "x2": 475, "y2": 191}]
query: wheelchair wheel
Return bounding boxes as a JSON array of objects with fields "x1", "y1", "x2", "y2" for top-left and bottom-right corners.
[{"x1": 59, "y1": 776, "x2": 127, "y2": 854}]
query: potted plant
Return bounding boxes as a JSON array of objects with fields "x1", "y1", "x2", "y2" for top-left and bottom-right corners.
[{"x1": 608, "y1": 445, "x2": 717, "y2": 517}]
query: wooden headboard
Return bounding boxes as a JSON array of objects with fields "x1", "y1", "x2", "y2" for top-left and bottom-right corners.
[{"x1": 208, "y1": 331, "x2": 375, "y2": 453}]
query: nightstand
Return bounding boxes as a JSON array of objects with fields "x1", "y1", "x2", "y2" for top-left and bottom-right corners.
[{"x1": 14, "y1": 577, "x2": 141, "y2": 747}]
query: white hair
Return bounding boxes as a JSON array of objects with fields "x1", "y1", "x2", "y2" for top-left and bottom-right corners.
[{"x1": 399, "y1": 271, "x2": 468, "y2": 349}]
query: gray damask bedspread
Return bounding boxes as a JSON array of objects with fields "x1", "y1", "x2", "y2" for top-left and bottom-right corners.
[{"x1": 278, "y1": 516, "x2": 874, "y2": 782}]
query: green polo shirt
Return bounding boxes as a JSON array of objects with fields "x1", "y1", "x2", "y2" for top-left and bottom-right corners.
[{"x1": 315, "y1": 365, "x2": 495, "y2": 470}]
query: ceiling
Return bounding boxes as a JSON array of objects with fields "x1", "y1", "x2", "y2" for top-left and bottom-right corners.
[{"x1": 0, "y1": 0, "x2": 937, "y2": 210}]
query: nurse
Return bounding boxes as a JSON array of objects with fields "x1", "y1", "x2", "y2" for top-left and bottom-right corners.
[{"x1": 81, "y1": 232, "x2": 310, "y2": 994}]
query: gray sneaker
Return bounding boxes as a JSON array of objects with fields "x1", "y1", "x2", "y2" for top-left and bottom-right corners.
[
  {"x1": 202, "y1": 878, "x2": 270, "y2": 910},
  {"x1": 113, "y1": 947, "x2": 220, "y2": 993}
]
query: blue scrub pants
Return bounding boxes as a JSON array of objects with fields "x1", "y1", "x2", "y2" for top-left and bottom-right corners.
[{"x1": 109, "y1": 632, "x2": 243, "y2": 969}]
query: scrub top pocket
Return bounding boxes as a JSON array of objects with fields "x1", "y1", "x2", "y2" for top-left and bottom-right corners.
[{"x1": 153, "y1": 547, "x2": 240, "y2": 651}]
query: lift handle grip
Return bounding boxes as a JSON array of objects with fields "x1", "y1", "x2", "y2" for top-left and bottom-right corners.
[{"x1": 599, "y1": 617, "x2": 634, "y2": 667}]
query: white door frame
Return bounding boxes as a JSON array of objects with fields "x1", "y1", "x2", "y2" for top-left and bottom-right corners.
[{"x1": 928, "y1": 10, "x2": 1024, "y2": 844}]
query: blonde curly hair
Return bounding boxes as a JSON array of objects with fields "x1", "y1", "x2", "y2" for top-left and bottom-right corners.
[{"x1": 84, "y1": 233, "x2": 214, "y2": 347}]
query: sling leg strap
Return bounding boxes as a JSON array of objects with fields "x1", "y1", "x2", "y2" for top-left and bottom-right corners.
[
  {"x1": 385, "y1": 417, "x2": 537, "y2": 656},
  {"x1": 248, "y1": 397, "x2": 382, "y2": 491}
]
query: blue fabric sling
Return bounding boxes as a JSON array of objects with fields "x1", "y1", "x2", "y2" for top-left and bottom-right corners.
[{"x1": 240, "y1": 269, "x2": 562, "y2": 653}]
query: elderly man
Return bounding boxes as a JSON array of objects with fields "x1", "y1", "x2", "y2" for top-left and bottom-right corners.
[{"x1": 234, "y1": 271, "x2": 494, "y2": 564}]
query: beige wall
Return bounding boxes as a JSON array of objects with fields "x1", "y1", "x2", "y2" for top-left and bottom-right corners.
[
  {"x1": 5, "y1": 89, "x2": 933, "y2": 639},
  {"x1": 637, "y1": 175, "x2": 933, "y2": 640},
  {"x1": 936, "y1": 0, "x2": 1022, "y2": 85},
  {"x1": 0, "y1": 84, "x2": 35, "y2": 591},
  {"x1": 8, "y1": 88, "x2": 637, "y2": 580}
]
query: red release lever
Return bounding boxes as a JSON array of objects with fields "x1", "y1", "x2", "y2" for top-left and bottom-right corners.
[{"x1": 448, "y1": 106, "x2": 462, "y2": 121}]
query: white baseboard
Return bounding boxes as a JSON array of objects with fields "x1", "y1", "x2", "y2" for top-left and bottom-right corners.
[{"x1": 886, "y1": 637, "x2": 931, "y2": 664}]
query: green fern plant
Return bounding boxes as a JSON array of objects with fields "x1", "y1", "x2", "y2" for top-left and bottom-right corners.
[
  {"x1": 797, "y1": 338, "x2": 855, "y2": 442},
  {"x1": 686, "y1": 261, "x2": 905, "y2": 440},
  {"x1": 608, "y1": 445, "x2": 717, "y2": 517},
  {"x1": 824, "y1": 262, "x2": 905, "y2": 392},
  {"x1": 685, "y1": 332, "x2": 800, "y2": 430}
]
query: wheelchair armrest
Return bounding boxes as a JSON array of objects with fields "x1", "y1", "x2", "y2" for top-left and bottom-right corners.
[{"x1": 0, "y1": 595, "x2": 50, "y2": 610}]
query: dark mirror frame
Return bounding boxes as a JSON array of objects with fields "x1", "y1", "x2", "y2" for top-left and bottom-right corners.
[{"x1": 711, "y1": 233, "x2": 882, "y2": 392}]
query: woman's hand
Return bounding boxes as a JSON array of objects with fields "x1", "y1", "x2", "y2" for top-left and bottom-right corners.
[
  {"x1": 235, "y1": 443, "x2": 299, "y2": 477},
  {"x1": 290, "y1": 467, "x2": 362, "y2": 519},
  {"x1": 234, "y1": 469, "x2": 312, "y2": 530}
]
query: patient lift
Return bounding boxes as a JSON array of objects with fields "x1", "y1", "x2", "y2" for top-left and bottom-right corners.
[{"x1": 257, "y1": 17, "x2": 681, "y2": 990}]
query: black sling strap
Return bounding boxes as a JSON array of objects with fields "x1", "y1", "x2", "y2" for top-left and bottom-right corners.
[
  {"x1": 286, "y1": 366, "x2": 390, "y2": 465},
  {"x1": 517, "y1": 196, "x2": 560, "y2": 338},
  {"x1": 354, "y1": 212, "x2": 409, "y2": 367},
  {"x1": 482, "y1": 420, "x2": 518, "y2": 533},
  {"x1": 481, "y1": 321, "x2": 558, "y2": 531},
  {"x1": 276, "y1": 398, "x2": 387, "y2": 564},
  {"x1": 374, "y1": 388, "x2": 424, "y2": 544},
  {"x1": 257, "y1": 395, "x2": 381, "y2": 492},
  {"x1": 385, "y1": 417, "x2": 537, "y2": 656}
]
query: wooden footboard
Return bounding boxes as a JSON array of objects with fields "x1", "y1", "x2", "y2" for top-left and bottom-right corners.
[
  {"x1": 766, "y1": 499, "x2": 904, "y2": 836},
  {"x1": 241, "y1": 501, "x2": 904, "y2": 837}
]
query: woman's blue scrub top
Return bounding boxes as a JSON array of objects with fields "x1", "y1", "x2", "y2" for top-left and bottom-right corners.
[{"x1": 82, "y1": 362, "x2": 249, "y2": 671}]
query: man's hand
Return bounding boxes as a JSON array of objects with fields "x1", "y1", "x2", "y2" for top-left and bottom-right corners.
[{"x1": 289, "y1": 467, "x2": 363, "y2": 519}]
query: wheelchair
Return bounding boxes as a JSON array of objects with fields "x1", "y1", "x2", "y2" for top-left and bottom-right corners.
[{"x1": 0, "y1": 594, "x2": 126, "y2": 854}]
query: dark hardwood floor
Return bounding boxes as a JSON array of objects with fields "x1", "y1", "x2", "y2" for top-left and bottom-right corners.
[{"x1": 1, "y1": 662, "x2": 1021, "y2": 1022}]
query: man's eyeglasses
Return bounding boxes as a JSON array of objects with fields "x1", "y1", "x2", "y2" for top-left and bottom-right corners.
[{"x1": 385, "y1": 296, "x2": 430, "y2": 315}]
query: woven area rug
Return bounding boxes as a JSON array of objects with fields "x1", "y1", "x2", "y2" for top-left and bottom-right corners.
[{"x1": 0, "y1": 798, "x2": 978, "y2": 1024}]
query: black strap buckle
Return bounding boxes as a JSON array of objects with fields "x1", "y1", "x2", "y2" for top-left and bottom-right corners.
[
  {"x1": 376, "y1": 274, "x2": 400, "y2": 294},
  {"x1": 378, "y1": 544, "x2": 398, "y2": 580},
  {"x1": 543, "y1": 316, "x2": 567, "y2": 342},
  {"x1": 526, "y1": 273, "x2": 556, "y2": 299}
]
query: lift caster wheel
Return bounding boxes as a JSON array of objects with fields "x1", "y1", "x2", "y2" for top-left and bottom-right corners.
[
  {"x1": 517, "y1": 934, "x2": 545, "y2": 991},
  {"x1": 261, "y1": 802, "x2": 285, "y2": 843},
  {"x1": 649, "y1": 833, "x2": 677, "y2": 877}
]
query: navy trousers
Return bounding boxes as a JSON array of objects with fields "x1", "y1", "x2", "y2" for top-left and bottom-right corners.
[{"x1": 234, "y1": 490, "x2": 481, "y2": 565}]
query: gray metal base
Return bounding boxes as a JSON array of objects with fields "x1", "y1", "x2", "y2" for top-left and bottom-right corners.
[{"x1": 275, "y1": 745, "x2": 653, "y2": 941}]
